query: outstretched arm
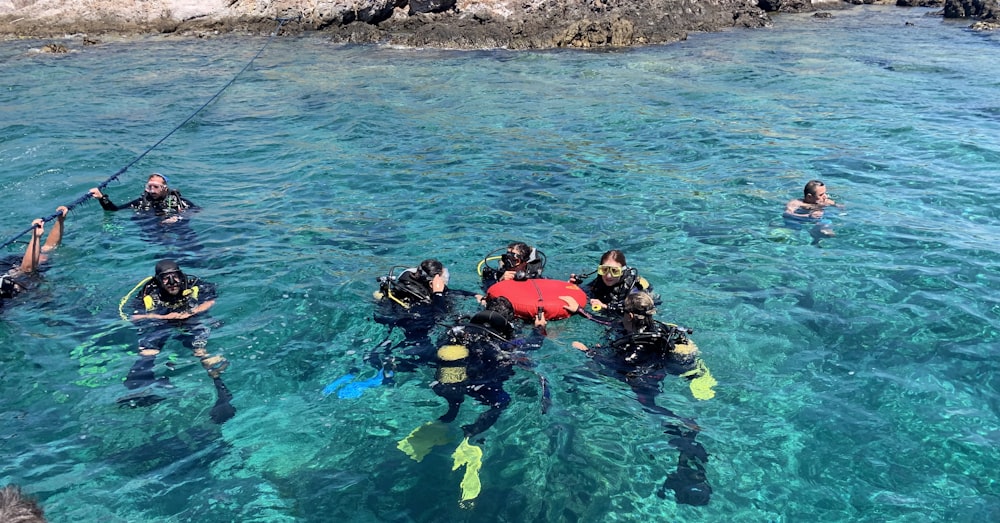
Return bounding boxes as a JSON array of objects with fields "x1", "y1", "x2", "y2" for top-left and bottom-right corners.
[
  {"x1": 42, "y1": 206, "x2": 68, "y2": 253},
  {"x1": 19, "y1": 219, "x2": 44, "y2": 273},
  {"x1": 560, "y1": 295, "x2": 613, "y2": 326}
]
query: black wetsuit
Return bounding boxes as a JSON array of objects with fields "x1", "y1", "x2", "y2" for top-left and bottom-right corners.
[
  {"x1": 97, "y1": 190, "x2": 195, "y2": 214},
  {"x1": 373, "y1": 268, "x2": 453, "y2": 362},
  {"x1": 589, "y1": 320, "x2": 712, "y2": 506},
  {"x1": 584, "y1": 268, "x2": 651, "y2": 316},
  {"x1": 132, "y1": 275, "x2": 217, "y2": 355},
  {"x1": 124, "y1": 274, "x2": 234, "y2": 423},
  {"x1": 432, "y1": 311, "x2": 545, "y2": 439},
  {"x1": 97, "y1": 190, "x2": 202, "y2": 262},
  {"x1": 599, "y1": 321, "x2": 699, "y2": 411}
]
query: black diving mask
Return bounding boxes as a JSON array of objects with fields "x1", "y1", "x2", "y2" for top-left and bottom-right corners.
[
  {"x1": 159, "y1": 271, "x2": 183, "y2": 286},
  {"x1": 501, "y1": 252, "x2": 525, "y2": 270}
]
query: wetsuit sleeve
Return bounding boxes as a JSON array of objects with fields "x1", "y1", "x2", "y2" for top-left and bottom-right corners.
[
  {"x1": 504, "y1": 327, "x2": 546, "y2": 352},
  {"x1": 431, "y1": 290, "x2": 448, "y2": 315},
  {"x1": 97, "y1": 194, "x2": 140, "y2": 211}
]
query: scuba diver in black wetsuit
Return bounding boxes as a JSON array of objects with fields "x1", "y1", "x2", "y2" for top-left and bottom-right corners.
[
  {"x1": 0, "y1": 207, "x2": 68, "y2": 312},
  {"x1": 89, "y1": 173, "x2": 202, "y2": 263},
  {"x1": 397, "y1": 296, "x2": 548, "y2": 507},
  {"x1": 121, "y1": 259, "x2": 235, "y2": 424},
  {"x1": 567, "y1": 291, "x2": 716, "y2": 506},
  {"x1": 569, "y1": 249, "x2": 653, "y2": 316},
  {"x1": 372, "y1": 259, "x2": 465, "y2": 367},
  {"x1": 478, "y1": 241, "x2": 546, "y2": 291},
  {"x1": 90, "y1": 173, "x2": 195, "y2": 216},
  {"x1": 432, "y1": 296, "x2": 547, "y2": 440}
]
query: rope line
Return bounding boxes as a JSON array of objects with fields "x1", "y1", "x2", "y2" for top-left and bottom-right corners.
[{"x1": 0, "y1": 18, "x2": 289, "y2": 251}]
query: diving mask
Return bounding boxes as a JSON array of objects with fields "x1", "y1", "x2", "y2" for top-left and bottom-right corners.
[
  {"x1": 597, "y1": 265, "x2": 624, "y2": 278},
  {"x1": 159, "y1": 271, "x2": 183, "y2": 285}
]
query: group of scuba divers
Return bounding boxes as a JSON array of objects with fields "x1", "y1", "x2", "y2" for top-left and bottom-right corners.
[
  {"x1": 5, "y1": 171, "x2": 836, "y2": 510},
  {"x1": 1, "y1": 173, "x2": 234, "y2": 424},
  {"x1": 368, "y1": 240, "x2": 718, "y2": 507}
]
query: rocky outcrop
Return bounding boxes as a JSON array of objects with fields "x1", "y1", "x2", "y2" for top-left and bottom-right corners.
[
  {"x1": 756, "y1": 0, "x2": 851, "y2": 14},
  {"x1": 943, "y1": 0, "x2": 1000, "y2": 19},
  {"x1": 0, "y1": 0, "x2": 770, "y2": 49}
]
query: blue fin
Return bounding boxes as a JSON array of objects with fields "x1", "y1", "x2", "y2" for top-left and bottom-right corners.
[
  {"x1": 322, "y1": 373, "x2": 356, "y2": 396},
  {"x1": 337, "y1": 369, "x2": 384, "y2": 399}
]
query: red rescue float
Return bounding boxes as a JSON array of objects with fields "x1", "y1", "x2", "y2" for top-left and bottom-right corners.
[{"x1": 486, "y1": 278, "x2": 586, "y2": 321}]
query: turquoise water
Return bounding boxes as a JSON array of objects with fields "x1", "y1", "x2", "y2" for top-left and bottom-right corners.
[{"x1": 2, "y1": 5, "x2": 1000, "y2": 521}]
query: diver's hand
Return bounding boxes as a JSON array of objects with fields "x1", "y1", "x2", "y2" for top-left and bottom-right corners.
[
  {"x1": 572, "y1": 341, "x2": 589, "y2": 352},
  {"x1": 589, "y1": 298, "x2": 606, "y2": 310},
  {"x1": 430, "y1": 274, "x2": 446, "y2": 293},
  {"x1": 559, "y1": 295, "x2": 580, "y2": 314},
  {"x1": 88, "y1": 187, "x2": 104, "y2": 199}
]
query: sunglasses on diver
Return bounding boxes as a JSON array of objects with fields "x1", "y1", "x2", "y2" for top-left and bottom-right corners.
[
  {"x1": 159, "y1": 272, "x2": 183, "y2": 285},
  {"x1": 596, "y1": 265, "x2": 624, "y2": 278}
]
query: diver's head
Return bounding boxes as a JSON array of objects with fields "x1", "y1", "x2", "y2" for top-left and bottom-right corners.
[
  {"x1": 484, "y1": 296, "x2": 515, "y2": 321},
  {"x1": 597, "y1": 249, "x2": 627, "y2": 286},
  {"x1": 418, "y1": 258, "x2": 446, "y2": 280},
  {"x1": 154, "y1": 259, "x2": 186, "y2": 297},
  {"x1": 145, "y1": 173, "x2": 169, "y2": 200},
  {"x1": 803, "y1": 179, "x2": 828, "y2": 204},
  {"x1": 623, "y1": 291, "x2": 656, "y2": 332},
  {"x1": 470, "y1": 296, "x2": 516, "y2": 339},
  {"x1": 501, "y1": 242, "x2": 531, "y2": 272},
  {"x1": 417, "y1": 259, "x2": 450, "y2": 292}
]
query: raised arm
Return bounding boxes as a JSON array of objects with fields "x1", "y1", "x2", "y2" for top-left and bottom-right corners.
[
  {"x1": 42, "y1": 206, "x2": 68, "y2": 253},
  {"x1": 19, "y1": 219, "x2": 44, "y2": 273}
]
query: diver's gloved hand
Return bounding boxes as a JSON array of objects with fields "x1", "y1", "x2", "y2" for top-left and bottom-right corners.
[{"x1": 209, "y1": 377, "x2": 236, "y2": 424}]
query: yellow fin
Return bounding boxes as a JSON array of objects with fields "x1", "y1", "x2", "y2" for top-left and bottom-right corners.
[
  {"x1": 451, "y1": 437, "x2": 483, "y2": 507},
  {"x1": 397, "y1": 421, "x2": 451, "y2": 462},
  {"x1": 687, "y1": 359, "x2": 717, "y2": 400}
]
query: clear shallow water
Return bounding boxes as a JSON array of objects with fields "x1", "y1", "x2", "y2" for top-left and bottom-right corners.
[{"x1": 2, "y1": 6, "x2": 999, "y2": 521}]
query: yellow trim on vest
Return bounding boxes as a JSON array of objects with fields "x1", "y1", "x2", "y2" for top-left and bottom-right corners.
[{"x1": 143, "y1": 295, "x2": 154, "y2": 311}]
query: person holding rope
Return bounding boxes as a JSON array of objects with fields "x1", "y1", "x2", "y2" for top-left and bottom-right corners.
[
  {"x1": 120, "y1": 259, "x2": 235, "y2": 424},
  {"x1": 89, "y1": 173, "x2": 195, "y2": 222},
  {"x1": 89, "y1": 173, "x2": 202, "y2": 260},
  {"x1": 1, "y1": 206, "x2": 68, "y2": 310}
]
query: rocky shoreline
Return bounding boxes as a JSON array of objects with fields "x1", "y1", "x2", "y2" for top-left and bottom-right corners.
[{"x1": 1, "y1": 0, "x2": 998, "y2": 49}]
